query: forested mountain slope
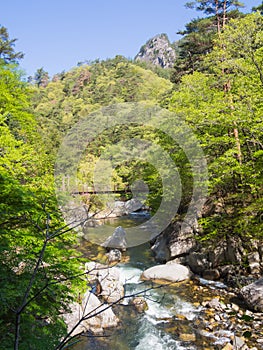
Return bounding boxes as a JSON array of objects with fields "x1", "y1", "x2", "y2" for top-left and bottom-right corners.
[{"x1": 0, "y1": 7, "x2": 262, "y2": 349}]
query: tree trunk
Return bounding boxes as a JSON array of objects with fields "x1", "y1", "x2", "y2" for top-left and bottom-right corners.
[
  {"x1": 224, "y1": 80, "x2": 242, "y2": 164},
  {"x1": 222, "y1": 0, "x2": 227, "y2": 28},
  {"x1": 215, "y1": 0, "x2": 221, "y2": 35},
  {"x1": 233, "y1": 122, "x2": 242, "y2": 164}
]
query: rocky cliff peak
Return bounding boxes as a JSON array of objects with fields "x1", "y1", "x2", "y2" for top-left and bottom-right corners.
[{"x1": 135, "y1": 33, "x2": 176, "y2": 69}]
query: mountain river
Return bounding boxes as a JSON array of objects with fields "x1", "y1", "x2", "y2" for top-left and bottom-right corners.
[{"x1": 71, "y1": 215, "x2": 246, "y2": 350}]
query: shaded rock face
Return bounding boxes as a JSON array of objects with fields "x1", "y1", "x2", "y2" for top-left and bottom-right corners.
[
  {"x1": 151, "y1": 218, "x2": 199, "y2": 263},
  {"x1": 240, "y1": 277, "x2": 263, "y2": 312},
  {"x1": 141, "y1": 261, "x2": 191, "y2": 283},
  {"x1": 102, "y1": 226, "x2": 127, "y2": 250},
  {"x1": 152, "y1": 218, "x2": 263, "y2": 282},
  {"x1": 135, "y1": 33, "x2": 176, "y2": 69},
  {"x1": 208, "y1": 237, "x2": 244, "y2": 267}
]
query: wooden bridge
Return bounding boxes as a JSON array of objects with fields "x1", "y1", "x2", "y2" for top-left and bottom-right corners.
[{"x1": 70, "y1": 185, "x2": 131, "y2": 196}]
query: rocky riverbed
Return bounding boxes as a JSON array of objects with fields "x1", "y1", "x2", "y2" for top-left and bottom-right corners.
[{"x1": 67, "y1": 240, "x2": 263, "y2": 350}]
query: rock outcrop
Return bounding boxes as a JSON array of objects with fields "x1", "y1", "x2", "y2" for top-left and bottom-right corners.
[
  {"x1": 240, "y1": 277, "x2": 263, "y2": 312},
  {"x1": 135, "y1": 33, "x2": 176, "y2": 69},
  {"x1": 151, "y1": 218, "x2": 263, "y2": 283},
  {"x1": 151, "y1": 217, "x2": 199, "y2": 262},
  {"x1": 106, "y1": 249, "x2": 122, "y2": 263},
  {"x1": 141, "y1": 261, "x2": 191, "y2": 283}
]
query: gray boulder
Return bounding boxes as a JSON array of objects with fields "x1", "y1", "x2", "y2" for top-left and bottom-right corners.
[
  {"x1": 152, "y1": 219, "x2": 198, "y2": 262},
  {"x1": 81, "y1": 292, "x2": 119, "y2": 333},
  {"x1": 102, "y1": 226, "x2": 127, "y2": 250},
  {"x1": 85, "y1": 261, "x2": 124, "y2": 303},
  {"x1": 63, "y1": 293, "x2": 119, "y2": 336},
  {"x1": 208, "y1": 237, "x2": 244, "y2": 267},
  {"x1": 125, "y1": 198, "x2": 144, "y2": 213},
  {"x1": 240, "y1": 277, "x2": 263, "y2": 312},
  {"x1": 106, "y1": 249, "x2": 122, "y2": 263},
  {"x1": 141, "y1": 262, "x2": 191, "y2": 283},
  {"x1": 187, "y1": 252, "x2": 210, "y2": 275}
]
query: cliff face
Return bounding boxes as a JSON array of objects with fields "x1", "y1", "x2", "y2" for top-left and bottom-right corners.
[{"x1": 135, "y1": 33, "x2": 176, "y2": 69}]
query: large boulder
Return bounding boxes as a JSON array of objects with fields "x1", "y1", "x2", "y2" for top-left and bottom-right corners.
[
  {"x1": 208, "y1": 237, "x2": 244, "y2": 267},
  {"x1": 63, "y1": 292, "x2": 119, "y2": 336},
  {"x1": 187, "y1": 252, "x2": 210, "y2": 275},
  {"x1": 151, "y1": 219, "x2": 198, "y2": 262},
  {"x1": 85, "y1": 261, "x2": 124, "y2": 303},
  {"x1": 102, "y1": 226, "x2": 127, "y2": 250},
  {"x1": 240, "y1": 277, "x2": 263, "y2": 312},
  {"x1": 82, "y1": 292, "x2": 119, "y2": 333},
  {"x1": 124, "y1": 198, "x2": 144, "y2": 213},
  {"x1": 94, "y1": 199, "x2": 145, "y2": 218},
  {"x1": 141, "y1": 262, "x2": 191, "y2": 283}
]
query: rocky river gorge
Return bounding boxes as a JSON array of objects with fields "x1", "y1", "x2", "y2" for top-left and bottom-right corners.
[{"x1": 63, "y1": 214, "x2": 263, "y2": 350}]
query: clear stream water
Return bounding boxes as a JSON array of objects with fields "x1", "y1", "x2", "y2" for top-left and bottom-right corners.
[{"x1": 72, "y1": 215, "x2": 232, "y2": 350}]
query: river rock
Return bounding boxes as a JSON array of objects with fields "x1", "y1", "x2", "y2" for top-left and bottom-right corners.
[
  {"x1": 187, "y1": 252, "x2": 210, "y2": 274},
  {"x1": 106, "y1": 249, "x2": 122, "y2": 263},
  {"x1": 63, "y1": 292, "x2": 119, "y2": 336},
  {"x1": 179, "y1": 333, "x2": 196, "y2": 342},
  {"x1": 204, "y1": 297, "x2": 224, "y2": 311},
  {"x1": 141, "y1": 262, "x2": 191, "y2": 283},
  {"x1": 109, "y1": 201, "x2": 127, "y2": 217},
  {"x1": 97, "y1": 199, "x2": 145, "y2": 218},
  {"x1": 240, "y1": 277, "x2": 263, "y2": 312},
  {"x1": 247, "y1": 251, "x2": 261, "y2": 274},
  {"x1": 82, "y1": 292, "x2": 119, "y2": 334},
  {"x1": 130, "y1": 297, "x2": 148, "y2": 313},
  {"x1": 125, "y1": 198, "x2": 144, "y2": 213},
  {"x1": 85, "y1": 261, "x2": 124, "y2": 303},
  {"x1": 202, "y1": 269, "x2": 220, "y2": 280},
  {"x1": 63, "y1": 302, "x2": 86, "y2": 336},
  {"x1": 102, "y1": 226, "x2": 127, "y2": 250}
]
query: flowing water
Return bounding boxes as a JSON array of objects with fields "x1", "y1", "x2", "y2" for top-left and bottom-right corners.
[{"x1": 72, "y1": 215, "x2": 232, "y2": 350}]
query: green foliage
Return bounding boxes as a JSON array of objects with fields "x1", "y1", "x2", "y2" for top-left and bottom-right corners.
[
  {"x1": 171, "y1": 11, "x2": 244, "y2": 83},
  {"x1": 33, "y1": 67, "x2": 50, "y2": 87},
  {"x1": 169, "y1": 13, "x2": 263, "y2": 241},
  {"x1": 185, "y1": 0, "x2": 244, "y2": 16},
  {"x1": 0, "y1": 62, "x2": 84, "y2": 349},
  {"x1": 32, "y1": 57, "x2": 172, "y2": 157},
  {"x1": 0, "y1": 25, "x2": 24, "y2": 63},
  {"x1": 1, "y1": 11, "x2": 263, "y2": 347}
]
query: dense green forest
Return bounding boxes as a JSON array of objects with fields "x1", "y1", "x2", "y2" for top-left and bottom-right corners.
[{"x1": 0, "y1": 2, "x2": 262, "y2": 348}]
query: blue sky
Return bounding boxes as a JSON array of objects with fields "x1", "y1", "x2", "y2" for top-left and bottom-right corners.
[{"x1": 2, "y1": 0, "x2": 261, "y2": 77}]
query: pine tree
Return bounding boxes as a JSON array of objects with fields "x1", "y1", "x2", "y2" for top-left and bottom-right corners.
[{"x1": 0, "y1": 25, "x2": 24, "y2": 63}]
